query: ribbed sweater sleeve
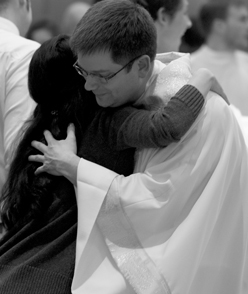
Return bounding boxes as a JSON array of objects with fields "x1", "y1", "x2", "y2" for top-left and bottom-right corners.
[{"x1": 116, "y1": 84, "x2": 204, "y2": 149}]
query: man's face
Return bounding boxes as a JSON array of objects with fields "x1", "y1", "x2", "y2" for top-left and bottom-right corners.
[
  {"x1": 76, "y1": 51, "x2": 145, "y2": 108},
  {"x1": 158, "y1": 0, "x2": 192, "y2": 52},
  {"x1": 224, "y1": 5, "x2": 248, "y2": 50}
]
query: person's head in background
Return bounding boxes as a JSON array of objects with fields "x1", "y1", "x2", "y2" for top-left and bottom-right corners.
[
  {"x1": 134, "y1": 0, "x2": 192, "y2": 53},
  {"x1": 0, "y1": 34, "x2": 94, "y2": 230},
  {"x1": 0, "y1": 0, "x2": 32, "y2": 36},
  {"x1": 70, "y1": 0, "x2": 157, "y2": 108},
  {"x1": 60, "y1": 1, "x2": 91, "y2": 35},
  {"x1": 26, "y1": 19, "x2": 58, "y2": 44},
  {"x1": 198, "y1": 0, "x2": 248, "y2": 52}
]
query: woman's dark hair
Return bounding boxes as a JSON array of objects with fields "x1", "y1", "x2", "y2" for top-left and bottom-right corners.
[{"x1": 0, "y1": 34, "x2": 97, "y2": 231}]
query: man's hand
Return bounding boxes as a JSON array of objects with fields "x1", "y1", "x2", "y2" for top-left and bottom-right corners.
[{"x1": 28, "y1": 124, "x2": 80, "y2": 185}]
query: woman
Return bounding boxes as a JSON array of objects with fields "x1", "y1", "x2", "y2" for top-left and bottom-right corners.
[{"x1": 0, "y1": 34, "x2": 88, "y2": 293}]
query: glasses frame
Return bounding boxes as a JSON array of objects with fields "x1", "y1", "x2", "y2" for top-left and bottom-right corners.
[{"x1": 73, "y1": 55, "x2": 142, "y2": 84}]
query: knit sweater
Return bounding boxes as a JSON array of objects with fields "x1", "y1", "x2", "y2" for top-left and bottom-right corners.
[
  {"x1": 0, "y1": 85, "x2": 203, "y2": 293},
  {"x1": 80, "y1": 85, "x2": 203, "y2": 176}
]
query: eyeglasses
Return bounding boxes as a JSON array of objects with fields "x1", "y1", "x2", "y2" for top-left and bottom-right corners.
[{"x1": 73, "y1": 55, "x2": 142, "y2": 84}]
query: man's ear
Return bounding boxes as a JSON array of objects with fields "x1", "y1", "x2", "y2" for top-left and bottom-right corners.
[
  {"x1": 136, "y1": 55, "x2": 152, "y2": 78},
  {"x1": 19, "y1": 0, "x2": 30, "y2": 11},
  {"x1": 156, "y1": 7, "x2": 170, "y2": 26}
]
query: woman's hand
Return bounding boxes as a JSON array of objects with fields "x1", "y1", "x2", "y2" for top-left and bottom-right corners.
[
  {"x1": 189, "y1": 68, "x2": 230, "y2": 105},
  {"x1": 28, "y1": 124, "x2": 80, "y2": 185}
]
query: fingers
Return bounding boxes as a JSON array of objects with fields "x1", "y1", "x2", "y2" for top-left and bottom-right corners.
[
  {"x1": 43, "y1": 130, "x2": 55, "y2": 144},
  {"x1": 34, "y1": 166, "x2": 45, "y2": 175},
  {"x1": 28, "y1": 155, "x2": 50, "y2": 175},
  {"x1": 31, "y1": 140, "x2": 47, "y2": 153},
  {"x1": 28, "y1": 154, "x2": 44, "y2": 163},
  {"x1": 67, "y1": 124, "x2": 76, "y2": 140},
  {"x1": 28, "y1": 155, "x2": 45, "y2": 175}
]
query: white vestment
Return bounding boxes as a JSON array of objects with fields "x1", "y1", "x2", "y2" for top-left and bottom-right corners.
[{"x1": 72, "y1": 53, "x2": 248, "y2": 294}]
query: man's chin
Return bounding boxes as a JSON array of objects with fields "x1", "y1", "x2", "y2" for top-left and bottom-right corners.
[{"x1": 95, "y1": 98, "x2": 111, "y2": 108}]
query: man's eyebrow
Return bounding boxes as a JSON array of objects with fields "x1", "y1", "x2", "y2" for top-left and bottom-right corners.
[
  {"x1": 82, "y1": 67, "x2": 112, "y2": 74},
  {"x1": 77, "y1": 62, "x2": 111, "y2": 74}
]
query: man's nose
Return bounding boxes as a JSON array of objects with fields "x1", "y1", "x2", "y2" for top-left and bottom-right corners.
[{"x1": 84, "y1": 75, "x2": 99, "y2": 91}]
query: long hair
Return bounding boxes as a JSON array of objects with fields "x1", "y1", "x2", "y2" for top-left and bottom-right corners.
[{"x1": 0, "y1": 35, "x2": 97, "y2": 231}]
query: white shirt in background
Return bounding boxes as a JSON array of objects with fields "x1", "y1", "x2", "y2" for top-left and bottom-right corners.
[
  {"x1": 191, "y1": 45, "x2": 248, "y2": 116},
  {"x1": 0, "y1": 17, "x2": 40, "y2": 194}
]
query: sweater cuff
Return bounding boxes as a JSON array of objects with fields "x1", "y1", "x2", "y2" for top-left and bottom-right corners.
[{"x1": 174, "y1": 84, "x2": 204, "y2": 118}]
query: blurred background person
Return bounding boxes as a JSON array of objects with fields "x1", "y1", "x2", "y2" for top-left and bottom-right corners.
[
  {"x1": 180, "y1": 18, "x2": 205, "y2": 53},
  {"x1": 191, "y1": 0, "x2": 248, "y2": 116},
  {"x1": 0, "y1": 0, "x2": 40, "y2": 237},
  {"x1": 26, "y1": 18, "x2": 58, "y2": 44},
  {"x1": 60, "y1": 1, "x2": 91, "y2": 35},
  {"x1": 133, "y1": 0, "x2": 192, "y2": 53}
]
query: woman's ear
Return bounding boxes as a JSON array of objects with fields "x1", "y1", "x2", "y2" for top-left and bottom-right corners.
[{"x1": 136, "y1": 55, "x2": 152, "y2": 78}]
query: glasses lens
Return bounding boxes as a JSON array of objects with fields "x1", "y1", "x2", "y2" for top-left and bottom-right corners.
[{"x1": 74, "y1": 63, "x2": 86, "y2": 78}]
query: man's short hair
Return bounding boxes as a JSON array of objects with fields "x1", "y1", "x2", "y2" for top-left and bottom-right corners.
[
  {"x1": 198, "y1": 0, "x2": 248, "y2": 38},
  {"x1": 70, "y1": 0, "x2": 157, "y2": 64}
]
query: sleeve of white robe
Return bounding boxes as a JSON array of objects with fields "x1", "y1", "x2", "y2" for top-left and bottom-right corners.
[{"x1": 75, "y1": 159, "x2": 118, "y2": 265}]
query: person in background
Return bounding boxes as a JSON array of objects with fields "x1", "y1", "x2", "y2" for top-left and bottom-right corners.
[
  {"x1": 191, "y1": 0, "x2": 248, "y2": 116},
  {"x1": 0, "y1": 0, "x2": 40, "y2": 236},
  {"x1": 60, "y1": 2, "x2": 91, "y2": 35},
  {"x1": 180, "y1": 18, "x2": 205, "y2": 53},
  {"x1": 134, "y1": 0, "x2": 192, "y2": 53},
  {"x1": 29, "y1": 1, "x2": 248, "y2": 293},
  {"x1": 26, "y1": 18, "x2": 58, "y2": 44}
]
